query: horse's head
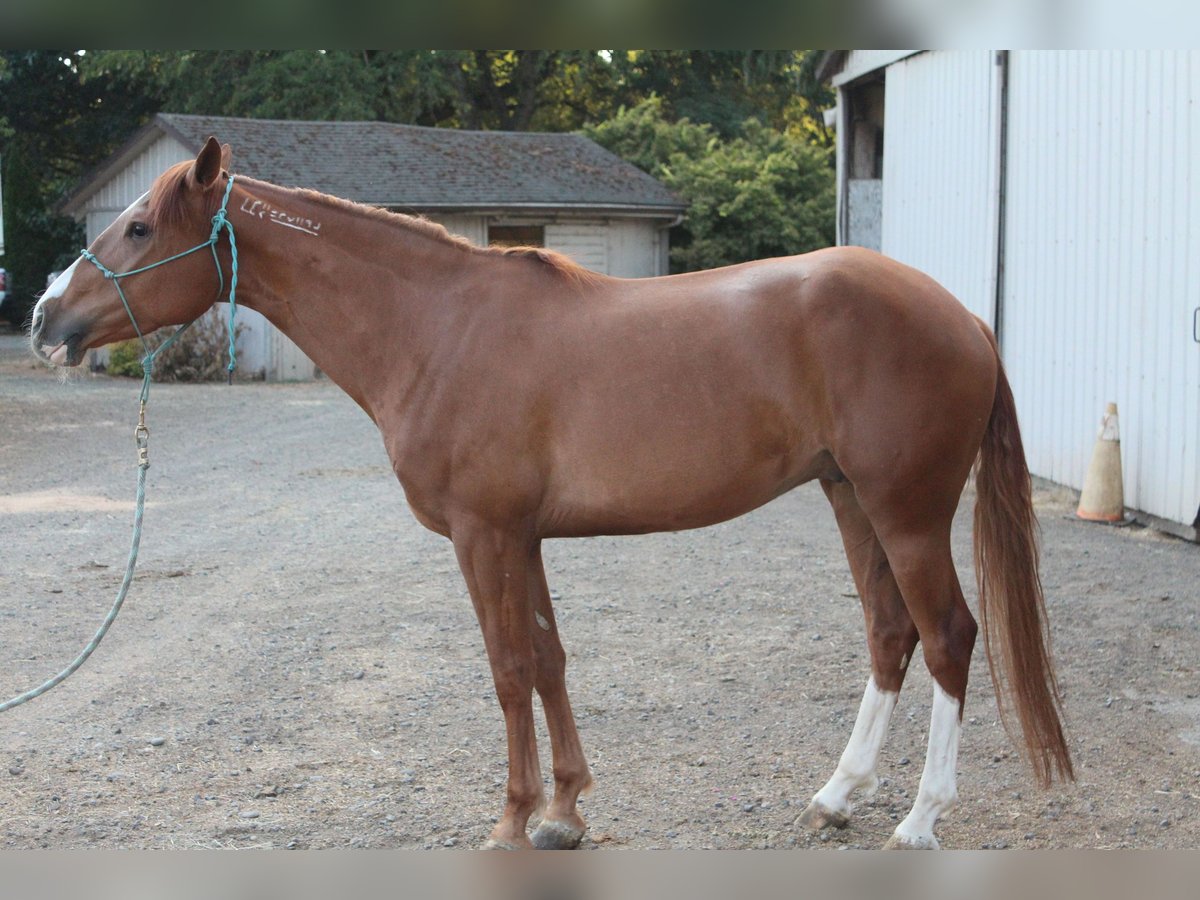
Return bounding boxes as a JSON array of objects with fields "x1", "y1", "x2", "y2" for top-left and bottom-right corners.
[{"x1": 31, "y1": 137, "x2": 233, "y2": 367}]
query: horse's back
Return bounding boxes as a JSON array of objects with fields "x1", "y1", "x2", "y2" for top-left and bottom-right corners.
[{"x1": 529, "y1": 247, "x2": 996, "y2": 537}]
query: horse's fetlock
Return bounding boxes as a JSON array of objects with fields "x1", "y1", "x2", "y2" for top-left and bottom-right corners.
[{"x1": 552, "y1": 760, "x2": 592, "y2": 795}]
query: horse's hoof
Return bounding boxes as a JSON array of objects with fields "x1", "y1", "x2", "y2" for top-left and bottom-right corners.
[
  {"x1": 482, "y1": 837, "x2": 531, "y2": 850},
  {"x1": 882, "y1": 832, "x2": 939, "y2": 850},
  {"x1": 531, "y1": 818, "x2": 586, "y2": 850},
  {"x1": 797, "y1": 799, "x2": 850, "y2": 831}
]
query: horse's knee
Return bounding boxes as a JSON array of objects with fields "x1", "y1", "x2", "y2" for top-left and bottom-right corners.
[{"x1": 491, "y1": 657, "x2": 536, "y2": 709}]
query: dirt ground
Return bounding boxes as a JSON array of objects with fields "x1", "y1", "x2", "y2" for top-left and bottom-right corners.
[{"x1": 1, "y1": 329, "x2": 1197, "y2": 850}]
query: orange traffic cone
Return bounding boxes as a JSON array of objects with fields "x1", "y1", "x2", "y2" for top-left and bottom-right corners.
[{"x1": 1077, "y1": 402, "x2": 1125, "y2": 522}]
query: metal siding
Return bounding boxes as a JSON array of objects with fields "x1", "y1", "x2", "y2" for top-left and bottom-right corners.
[
  {"x1": 86, "y1": 210, "x2": 120, "y2": 241},
  {"x1": 881, "y1": 51, "x2": 999, "y2": 323},
  {"x1": 1002, "y1": 50, "x2": 1200, "y2": 526}
]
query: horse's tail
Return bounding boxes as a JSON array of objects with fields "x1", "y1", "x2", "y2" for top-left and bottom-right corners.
[{"x1": 973, "y1": 347, "x2": 1074, "y2": 787}]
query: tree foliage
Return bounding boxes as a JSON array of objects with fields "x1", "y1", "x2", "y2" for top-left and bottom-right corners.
[
  {"x1": 586, "y1": 98, "x2": 835, "y2": 271},
  {"x1": 606, "y1": 50, "x2": 832, "y2": 144},
  {"x1": 76, "y1": 50, "x2": 832, "y2": 137},
  {"x1": 0, "y1": 50, "x2": 157, "y2": 324},
  {"x1": 77, "y1": 50, "x2": 619, "y2": 131}
]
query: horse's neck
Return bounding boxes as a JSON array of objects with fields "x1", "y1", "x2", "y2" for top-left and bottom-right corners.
[{"x1": 230, "y1": 180, "x2": 479, "y2": 419}]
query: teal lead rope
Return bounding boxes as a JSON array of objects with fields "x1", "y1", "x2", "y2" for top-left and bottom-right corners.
[
  {"x1": 0, "y1": 463, "x2": 149, "y2": 713},
  {"x1": 0, "y1": 174, "x2": 240, "y2": 714}
]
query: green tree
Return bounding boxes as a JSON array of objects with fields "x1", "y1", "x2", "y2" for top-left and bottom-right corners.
[
  {"x1": 83, "y1": 51, "x2": 381, "y2": 122},
  {"x1": 663, "y1": 118, "x2": 835, "y2": 270},
  {"x1": 585, "y1": 98, "x2": 835, "y2": 272},
  {"x1": 0, "y1": 55, "x2": 10, "y2": 139},
  {"x1": 0, "y1": 50, "x2": 157, "y2": 325},
  {"x1": 606, "y1": 50, "x2": 832, "y2": 143},
  {"x1": 78, "y1": 50, "x2": 834, "y2": 140},
  {"x1": 582, "y1": 95, "x2": 713, "y2": 174},
  {"x1": 79, "y1": 50, "x2": 618, "y2": 132}
]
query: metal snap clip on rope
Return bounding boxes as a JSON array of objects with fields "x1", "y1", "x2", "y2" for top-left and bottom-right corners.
[{"x1": 135, "y1": 403, "x2": 150, "y2": 470}]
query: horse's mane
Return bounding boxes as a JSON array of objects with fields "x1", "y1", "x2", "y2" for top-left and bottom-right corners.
[
  {"x1": 146, "y1": 164, "x2": 603, "y2": 287},
  {"x1": 293, "y1": 187, "x2": 604, "y2": 287}
]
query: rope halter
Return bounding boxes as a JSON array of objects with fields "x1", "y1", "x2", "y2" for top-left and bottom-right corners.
[{"x1": 79, "y1": 173, "x2": 241, "y2": 397}]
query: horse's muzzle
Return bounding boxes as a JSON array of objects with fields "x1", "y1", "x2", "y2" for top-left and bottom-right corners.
[{"x1": 30, "y1": 305, "x2": 85, "y2": 367}]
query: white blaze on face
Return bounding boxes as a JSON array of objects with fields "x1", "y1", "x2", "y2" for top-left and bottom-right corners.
[
  {"x1": 811, "y1": 677, "x2": 899, "y2": 816},
  {"x1": 890, "y1": 682, "x2": 962, "y2": 849},
  {"x1": 43, "y1": 257, "x2": 81, "y2": 302},
  {"x1": 32, "y1": 258, "x2": 81, "y2": 362}
]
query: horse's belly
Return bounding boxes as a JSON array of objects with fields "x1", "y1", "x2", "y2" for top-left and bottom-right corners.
[{"x1": 542, "y1": 431, "x2": 829, "y2": 537}]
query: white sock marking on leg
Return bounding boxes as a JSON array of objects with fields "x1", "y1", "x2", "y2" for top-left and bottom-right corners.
[
  {"x1": 811, "y1": 676, "x2": 898, "y2": 815},
  {"x1": 892, "y1": 682, "x2": 961, "y2": 848}
]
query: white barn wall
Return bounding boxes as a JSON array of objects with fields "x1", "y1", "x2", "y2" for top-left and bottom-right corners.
[
  {"x1": 83, "y1": 135, "x2": 192, "y2": 230},
  {"x1": 83, "y1": 136, "x2": 192, "y2": 263},
  {"x1": 602, "y1": 220, "x2": 662, "y2": 277},
  {"x1": 833, "y1": 51, "x2": 917, "y2": 87},
  {"x1": 545, "y1": 223, "x2": 608, "y2": 272},
  {"x1": 430, "y1": 214, "x2": 486, "y2": 247},
  {"x1": 1002, "y1": 50, "x2": 1200, "y2": 526},
  {"x1": 881, "y1": 50, "x2": 999, "y2": 323},
  {"x1": 422, "y1": 215, "x2": 666, "y2": 278}
]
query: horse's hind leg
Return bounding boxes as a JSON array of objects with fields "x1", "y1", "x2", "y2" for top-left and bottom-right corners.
[
  {"x1": 527, "y1": 543, "x2": 594, "y2": 849},
  {"x1": 799, "y1": 480, "x2": 920, "y2": 831},
  {"x1": 867, "y1": 503, "x2": 978, "y2": 850}
]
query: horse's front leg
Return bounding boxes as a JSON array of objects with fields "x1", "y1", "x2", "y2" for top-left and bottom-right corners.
[{"x1": 453, "y1": 523, "x2": 545, "y2": 849}]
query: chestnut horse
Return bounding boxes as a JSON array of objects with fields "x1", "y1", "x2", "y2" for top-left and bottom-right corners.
[{"x1": 32, "y1": 138, "x2": 1072, "y2": 849}]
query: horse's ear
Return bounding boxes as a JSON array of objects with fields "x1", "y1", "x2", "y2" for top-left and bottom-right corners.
[
  {"x1": 220, "y1": 142, "x2": 233, "y2": 172},
  {"x1": 192, "y1": 136, "x2": 224, "y2": 188}
]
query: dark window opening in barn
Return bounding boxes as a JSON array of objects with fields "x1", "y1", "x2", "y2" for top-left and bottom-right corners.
[
  {"x1": 842, "y1": 74, "x2": 885, "y2": 252},
  {"x1": 489, "y1": 225, "x2": 545, "y2": 248},
  {"x1": 847, "y1": 78, "x2": 885, "y2": 180}
]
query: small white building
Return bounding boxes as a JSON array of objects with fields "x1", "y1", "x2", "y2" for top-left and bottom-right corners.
[
  {"x1": 820, "y1": 51, "x2": 1200, "y2": 537},
  {"x1": 60, "y1": 113, "x2": 686, "y2": 381}
]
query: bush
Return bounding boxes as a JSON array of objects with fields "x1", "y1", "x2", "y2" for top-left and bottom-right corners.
[
  {"x1": 106, "y1": 308, "x2": 244, "y2": 382},
  {"x1": 584, "y1": 98, "x2": 836, "y2": 272},
  {"x1": 105, "y1": 338, "x2": 145, "y2": 378}
]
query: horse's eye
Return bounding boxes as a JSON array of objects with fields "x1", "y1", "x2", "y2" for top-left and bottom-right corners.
[{"x1": 129, "y1": 221, "x2": 150, "y2": 239}]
